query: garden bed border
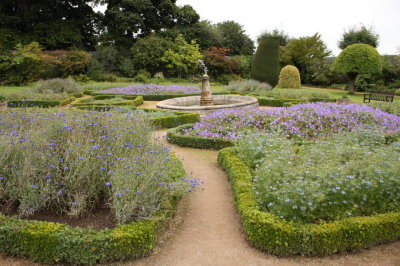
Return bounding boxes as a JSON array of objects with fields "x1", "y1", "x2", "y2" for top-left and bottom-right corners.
[
  {"x1": 7, "y1": 92, "x2": 84, "y2": 108},
  {"x1": 0, "y1": 155, "x2": 185, "y2": 264},
  {"x1": 217, "y1": 147, "x2": 400, "y2": 256},
  {"x1": 167, "y1": 124, "x2": 234, "y2": 150},
  {"x1": 84, "y1": 90, "x2": 229, "y2": 100}
]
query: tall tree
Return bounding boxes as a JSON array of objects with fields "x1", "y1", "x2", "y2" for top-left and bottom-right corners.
[
  {"x1": 103, "y1": 1, "x2": 198, "y2": 48},
  {"x1": 257, "y1": 29, "x2": 290, "y2": 46},
  {"x1": 338, "y1": 24, "x2": 379, "y2": 50},
  {"x1": 284, "y1": 33, "x2": 331, "y2": 83},
  {"x1": 0, "y1": 0, "x2": 102, "y2": 50},
  {"x1": 215, "y1": 21, "x2": 254, "y2": 55}
]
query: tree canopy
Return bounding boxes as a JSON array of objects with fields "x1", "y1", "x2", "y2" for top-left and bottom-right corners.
[
  {"x1": 338, "y1": 25, "x2": 379, "y2": 50},
  {"x1": 332, "y1": 43, "x2": 382, "y2": 92},
  {"x1": 0, "y1": 0, "x2": 101, "y2": 50},
  {"x1": 215, "y1": 21, "x2": 254, "y2": 55},
  {"x1": 257, "y1": 29, "x2": 290, "y2": 46}
]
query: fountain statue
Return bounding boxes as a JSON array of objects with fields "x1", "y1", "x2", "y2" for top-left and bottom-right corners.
[
  {"x1": 156, "y1": 61, "x2": 259, "y2": 115},
  {"x1": 198, "y1": 60, "x2": 213, "y2": 106}
]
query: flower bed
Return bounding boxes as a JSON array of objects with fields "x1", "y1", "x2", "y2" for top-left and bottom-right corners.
[
  {"x1": 100, "y1": 84, "x2": 200, "y2": 95},
  {"x1": 218, "y1": 146, "x2": 400, "y2": 256},
  {"x1": 6, "y1": 92, "x2": 83, "y2": 108},
  {"x1": 73, "y1": 95, "x2": 144, "y2": 108},
  {"x1": 0, "y1": 109, "x2": 199, "y2": 263},
  {"x1": 182, "y1": 103, "x2": 400, "y2": 142}
]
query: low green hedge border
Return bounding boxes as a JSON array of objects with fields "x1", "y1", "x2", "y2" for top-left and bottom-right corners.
[
  {"x1": 217, "y1": 147, "x2": 400, "y2": 256},
  {"x1": 73, "y1": 96, "x2": 144, "y2": 108},
  {"x1": 167, "y1": 124, "x2": 233, "y2": 150},
  {"x1": 7, "y1": 93, "x2": 84, "y2": 108},
  {"x1": 137, "y1": 108, "x2": 200, "y2": 129},
  {"x1": 256, "y1": 97, "x2": 336, "y2": 107},
  {"x1": 85, "y1": 91, "x2": 228, "y2": 101},
  {"x1": 0, "y1": 155, "x2": 185, "y2": 264}
]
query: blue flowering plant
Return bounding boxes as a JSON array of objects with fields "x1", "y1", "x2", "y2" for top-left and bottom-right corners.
[
  {"x1": 0, "y1": 109, "x2": 200, "y2": 224},
  {"x1": 100, "y1": 84, "x2": 200, "y2": 95},
  {"x1": 236, "y1": 129, "x2": 400, "y2": 223},
  {"x1": 183, "y1": 103, "x2": 400, "y2": 141}
]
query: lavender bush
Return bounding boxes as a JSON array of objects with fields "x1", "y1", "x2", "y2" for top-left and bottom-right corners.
[
  {"x1": 0, "y1": 109, "x2": 199, "y2": 224},
  {"x1": 184, "y1": 103, "x2": 400, "y2": 141},
  {"x1": 100, "y1": 84, "x2": 200, "y2": 95},
  {"x1": 236, "y1": 129, "x2": 400, "y2": 223}
]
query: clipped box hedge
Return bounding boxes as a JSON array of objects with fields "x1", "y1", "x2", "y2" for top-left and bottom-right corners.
[
  {"x1": 7, "y1": 93, "x2": 84, "y2": 108},
  {"x1": 217, "y1": 147, "x2": 400, "y2": 256},
  {"x1": 73, "y1": 96, "x2": 144, "y2": 108},
  {"x1": 167, "y1": 124, "x2": 233, "y2": 150},
  {"x1": 0, "y1": 155, "x2": 185, "y2": 264},
  {"x1": 136, "y1": 108, "x2": 200, "y2": 129}
]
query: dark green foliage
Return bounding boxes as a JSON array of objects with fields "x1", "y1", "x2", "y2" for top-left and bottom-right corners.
[
  {"x1": 215, "y1": 21, "x2": 254, "y2": 55},
  {"x1": 167, "y1": 124, "x2": 234, "y2": 150},
  {"x1": 251, "y1": 37, "x2": 280, "y2": 87},
  {"x1": 0, "y1": 0, "x2": 101, "y2": 50},
  {"x1": 332, "y1": 44, "x2": 382, "y2": 92},
  {"x1": 103, "y1": 0, "x2": 196, "y2": 48},
  {"x1": 283, "y1": 33, "x2": 331, "y2": 84},
  {"x1": 339, "y1": 25, "x2": 379, "y2": 50},
  {"x1": 217, "y1": 148, "x2": 400, "y2": 256},
  {"x1": 257, "y1": 29, "x2": 290, "y2": 46},
  {"x1": 130, "y1": 34, "x2": 173, "y2": 75},
  {"x1": 0, "y1": 155, "x2": 185, "y2": 264}
]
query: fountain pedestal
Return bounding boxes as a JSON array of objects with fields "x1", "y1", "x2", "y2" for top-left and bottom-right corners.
[{"x1": 200, "y1": 75, "x2": 213, "y2": 106}]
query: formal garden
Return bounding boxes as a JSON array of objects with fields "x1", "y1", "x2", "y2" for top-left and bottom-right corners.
[{"x1": 0, "y1": 0, "x2": 400, "y2": 265}]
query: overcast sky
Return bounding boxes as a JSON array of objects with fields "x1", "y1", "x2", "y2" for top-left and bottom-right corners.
[{"x1": 177, "y1": 0, "x2": 400, "y2": 56}]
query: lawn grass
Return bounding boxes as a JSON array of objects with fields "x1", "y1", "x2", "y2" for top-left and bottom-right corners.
[{"x1": 0, "y1": 85, "x2": 33, "y2": 94}]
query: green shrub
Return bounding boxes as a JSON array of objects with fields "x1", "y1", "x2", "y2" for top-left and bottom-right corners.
[
  {"x1": 133, "y1": 74, "x2": 150, "y2": 83},
  {"x1": 225, "y1": 79, "x2": 272, "y2": 93},
  {"x1": 277, "y1": 65, "x2": 301, "y2": 88},
  {"x1": 237, "y1": 130, "x2": 400, "y2": 223},
  {"x1": 258, "y1": 89, "x2": 331, "y2": 100},
  {"x1": 167, "y1": 124, "x2": 234, "y2": 150},
  {"x1": 60, "y1": 49, "x2": 89, "y2": 77},
  {"x1": 217, "y1": 147, "x2": 400, "y2": 256},
  {"x1": 367, "y1": 101, "x2": 400, "y2": 116},
  {"x1": 251, "y1": 37, "x2": 280, "y2": 87},
  {"x1": 74, "y1": 96, "x2": 144, "y2": 108},
  {"x1": 332, "y1": 44, "x2": 382, "y2": 92},
  {"x1": 34, "y1": 77, "x2": 81, "y2": 94}
]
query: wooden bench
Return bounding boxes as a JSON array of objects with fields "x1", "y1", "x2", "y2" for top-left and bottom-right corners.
[{"x1": 363, "y1": 91, "x2": 395, "y2": 103}]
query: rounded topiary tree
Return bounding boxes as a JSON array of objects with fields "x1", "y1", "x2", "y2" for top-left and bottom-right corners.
[
  {"x1": 332, "y1": 43, "x2": 382, "y2": 92},
  {"x1": 277, "y1": 65, "x2": 301, "y2": 88},
  {"x1": 251, "y1": 37, "x2": 280, "y2": 87}
]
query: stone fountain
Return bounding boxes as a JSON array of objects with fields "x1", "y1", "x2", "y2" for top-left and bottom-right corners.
[{"x1": 156, "y1": 60, "x2": 258, "y2": 115}]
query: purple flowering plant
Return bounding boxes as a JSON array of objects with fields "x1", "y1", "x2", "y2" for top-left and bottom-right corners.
[
  {"x1": 100, "y1": 84, "x2": 200, "y2": 95},
  {"x1": 0, "y1": 109, "x2": 200, "y2": 224}
]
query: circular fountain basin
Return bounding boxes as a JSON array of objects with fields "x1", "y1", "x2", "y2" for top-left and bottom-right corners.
[{"x1": 156, "y1": 95, "x2": 259, "y2": 115}]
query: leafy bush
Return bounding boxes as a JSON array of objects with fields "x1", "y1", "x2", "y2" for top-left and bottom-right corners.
[
  {"x1": 0, "y1": 42, "x2": 45, "y2": 85},
  {"x1": 251, "y1": 37, "x2": 280, "y2": 86},
  {"x1": 153, "y1": 72, "x2": 165, "y2": 79},
  {"x1": 277, "y1": 65, "x2": 301, "y2": 88},
  {"x1": 133, "y1": 74, "x2": 150, "y2": 83},
  {"x1": 183, "y1": 103, "x2": 400, "y2": 141},
  {"x1": 332, "y1": 44, "x2": 382, "y2": 92},
  {"x1": 5, "y1": 92, "x2": 70, "y2": 102},
  {"x1": 34, "y1": 77, "x2": 81, "y2": 94},
  {"x1": 0, "y1": 109, "x2": 198, "y2": 224},
  {"x1": 236, "y1": 129, "x2": 400, "y2": 223},
  {"x1": 367, "y1": 101, "x2": 400, "y2": 116},
  {"x1": 60, "y1": 49, "x2": 89, "y2": 77},
  {"x1": 225, "y1": 79, "x2": 272, "y2": 93}
]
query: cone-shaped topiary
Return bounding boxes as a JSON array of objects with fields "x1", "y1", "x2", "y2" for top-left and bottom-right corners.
[
  {"x1": 277, "y1": 65, "x2": 301, "y2": 88},
  {"x1": 332, "y1": 43, "x2": 381, "y2": 92},
  {"x1": 251, "y1": 37, "x2": 280, "y2": 87}
]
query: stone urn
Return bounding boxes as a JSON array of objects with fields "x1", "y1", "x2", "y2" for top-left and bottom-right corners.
[{"x1": 0, "y1": 101, "x2": 7, "y2": 111}]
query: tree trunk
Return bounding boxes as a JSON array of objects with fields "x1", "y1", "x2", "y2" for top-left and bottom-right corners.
[{"x1": 348, "y1": 73, "x2": 357, "y2": 93}]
